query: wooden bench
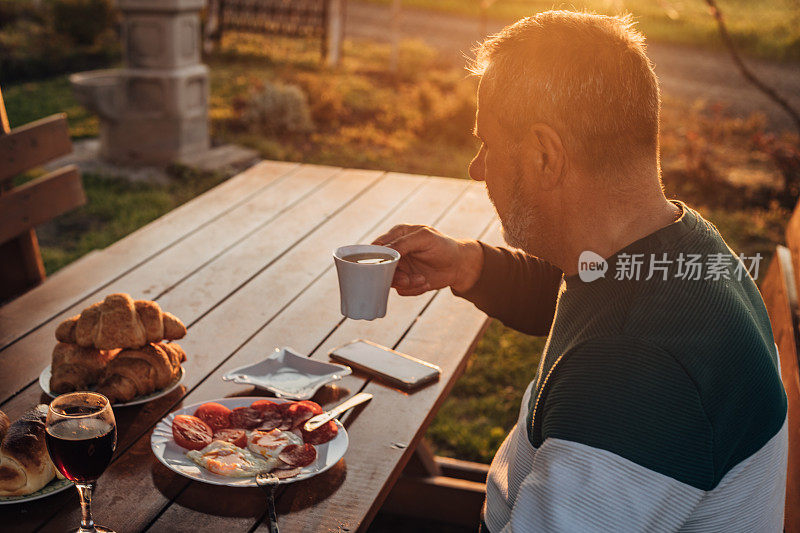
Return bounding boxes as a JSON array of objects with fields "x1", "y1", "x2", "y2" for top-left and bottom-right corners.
[
  {"x1": 761, "y1": 204, "x2": 800, "y2": 533},
  {"x1": 0, "y1": 85, "x2": 86, "y2": 302}
]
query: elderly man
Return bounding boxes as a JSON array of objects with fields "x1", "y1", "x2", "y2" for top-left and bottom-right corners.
[{"x1": 374, "y1": 10, "x2": 787, "y2": 532}]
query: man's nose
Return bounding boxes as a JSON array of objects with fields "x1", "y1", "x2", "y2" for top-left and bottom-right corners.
[{"x1": 469, "y1": 152, "x2": 485, "y2": 182}]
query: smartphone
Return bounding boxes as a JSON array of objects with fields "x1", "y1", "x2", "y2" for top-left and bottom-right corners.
[{"x1": 329, "y1": 339, "x2": 441, "y2": 391}]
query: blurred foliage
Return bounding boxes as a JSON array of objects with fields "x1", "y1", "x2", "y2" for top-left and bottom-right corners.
[
  {"x1": 52, "y1": 0, "x2": 116, "y2": 46},
  {"x1": 367, "y1": 0, "x2": 800, "y2": 62},
  {"x1": 658, "y1": 97, "x2": 796, "y2": 263},
  {"x1": 210, "y1": 35, "x2": 479, "y2": 177},
  {"x1": 0, "y1": 0, "x2": 119, "y2": 82},
  {"x1": 232, "y1": 80, "x2": 315, "y2": 135}
]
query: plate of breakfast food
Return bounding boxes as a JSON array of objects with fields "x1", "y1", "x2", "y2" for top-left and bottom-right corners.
[
  {"x1": 38, "y1": 293, "x2": 189, "y2": 407},
  {"x1": 150, "y1": 397, "x2": 347, "y2": 486},
  {"x1": 0, "y1": 405, "x2": 73, "y2": 504}
]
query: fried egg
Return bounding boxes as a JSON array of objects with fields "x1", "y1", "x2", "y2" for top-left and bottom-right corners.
[
  {"x1": 186, "y1": 440, "x2": 275, "y2": 477},
  {"x1": 247, "y1": 428, "x2": 303, "y2": 460}
]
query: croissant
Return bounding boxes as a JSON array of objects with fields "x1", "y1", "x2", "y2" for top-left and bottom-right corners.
[
  {"x1": 0, "y1": 411, "x2": 9, "y2": 441},
  {"x1": 49, "y1": 343, "x2": 119, "y2": 395},
  {"x1": 55, "y1": 293, "x2": 186, "y2": 350},
  {"x1": 96, "y1": 343, "x2": 186, "y2": 403},
  {"x1": 0, "y1": 406, "x2": 57, "y2": 496}
]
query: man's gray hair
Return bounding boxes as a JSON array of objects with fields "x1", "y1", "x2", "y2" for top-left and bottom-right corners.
[{"x1": 471, "y1": 11, "x2": 661, "y2": 176}]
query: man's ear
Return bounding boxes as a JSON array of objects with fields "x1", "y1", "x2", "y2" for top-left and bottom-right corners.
[{"x1": 527, "y1": 124, "x2": 566, "y2": 191}]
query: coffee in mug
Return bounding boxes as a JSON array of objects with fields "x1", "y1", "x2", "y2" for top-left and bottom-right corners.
[{"x1": 341, "y1": 253, "x2": 395, "y2": 265}]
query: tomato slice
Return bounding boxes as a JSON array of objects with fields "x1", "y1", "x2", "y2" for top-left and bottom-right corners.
[
  {"x1": 229, "y1": 406, "x2": 263, "y2": 429},
  {"x1": 172, "y1": 415, "x2": 213, "y2": 450},
  {"x1": 193, "y1": 402, "x2": 232, "y2": 432},
  {"x1": 297, "y1": 400, "x2": 323, "y2": 415},
  {"x1": 286, "y1": 403, "x2": 316, "y2": 429},
  {"x1": 212, "y1": 428, "x2": 247, "y2": 448}
]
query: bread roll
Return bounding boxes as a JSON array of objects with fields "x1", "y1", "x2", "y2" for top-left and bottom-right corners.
[
  {"x1": 0, "y1": 411, "x2": 9, "y2": 441},
  {"x1": 0, "y1": 406, "x2": 57, "y2": 496}
]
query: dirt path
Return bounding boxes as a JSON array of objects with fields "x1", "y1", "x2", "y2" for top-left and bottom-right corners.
[{"x1": 346, "y1": 1, "x2": 800, "y2": 133}]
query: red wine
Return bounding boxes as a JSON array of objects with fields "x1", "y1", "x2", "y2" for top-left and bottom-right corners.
[{"x1": 46, "y1": 417, "x2": 116, "y2": 483}]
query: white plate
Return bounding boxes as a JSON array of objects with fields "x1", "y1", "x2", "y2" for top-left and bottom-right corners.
[
  {"x1": 0, "y1": 477, "x2": 72, "y2": 505},
  {"x1": 150, "y1": 397, "x2": 348, "y2": 487},
  {"x1": 221, "y1": 347, "x2": 351, "y2": 400},
  {"x1": 39, "y1": 366, "x2": 186, "y2": 407}
]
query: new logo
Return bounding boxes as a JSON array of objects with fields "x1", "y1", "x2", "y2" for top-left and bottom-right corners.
[{"x1": 578, "y1": 251, "x2": 607, "y2": 282}]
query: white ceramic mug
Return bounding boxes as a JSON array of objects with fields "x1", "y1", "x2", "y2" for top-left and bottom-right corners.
[{"x1": 333, "y1": 244, "x2": 400, "y2": 320}]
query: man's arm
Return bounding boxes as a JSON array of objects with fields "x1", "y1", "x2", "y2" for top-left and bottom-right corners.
[
  {"x1": 498, "y1": 438, "x2": 704, "y2": 532},
  {"x1": 455, "y1": 242, "x2": 563, "y2": 336},
  {"x1": 373, "y1": 224, "x2": 562, "y2": 336}
]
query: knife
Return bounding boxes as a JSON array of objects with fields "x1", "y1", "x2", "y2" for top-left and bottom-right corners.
[{"x1": 303, "y1": 392, "x2": 373, "y2": 431}]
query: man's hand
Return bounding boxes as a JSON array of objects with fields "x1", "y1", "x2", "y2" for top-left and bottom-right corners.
[{"x1": 372, "y1": 224, "x2": 484, "y2": 296}]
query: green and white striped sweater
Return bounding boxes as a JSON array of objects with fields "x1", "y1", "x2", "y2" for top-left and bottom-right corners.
[{"x1": 459, "y1": 201, "x2": 788, "y2": 532}]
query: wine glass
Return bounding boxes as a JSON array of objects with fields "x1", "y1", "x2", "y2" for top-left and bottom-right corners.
[{"x1": 45, "y1": 392, "x2": 117, "y2": 533}]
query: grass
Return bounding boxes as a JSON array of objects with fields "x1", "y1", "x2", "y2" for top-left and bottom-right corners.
[
  {"x1": 4, "y1": 33, "x2": 796, "y2": 465},
  {"x1": 3, "y1": 75, "x2": 98, "y2": 138},
  {"x1": 31, "y1": 169, "x2": 230, "y2": 274},
  {"x1": 365, "y1": 0, "x2": 800, "y2": 62},
  {"x1": 429, "y1": 321, "x2": 547, "y2": 461}
]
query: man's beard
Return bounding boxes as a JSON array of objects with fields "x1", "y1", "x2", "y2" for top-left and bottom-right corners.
[
  {"x1": 502, "y1": 191, "x2": 534, "y2": 251},
  {"x1": 485, "y1": 167, "x2": 536, "y2": 253}
]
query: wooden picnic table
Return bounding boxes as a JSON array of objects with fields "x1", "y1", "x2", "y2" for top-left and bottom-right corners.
[{"x1": 0, "y1": 160, "x2": 499, "y2": 532}]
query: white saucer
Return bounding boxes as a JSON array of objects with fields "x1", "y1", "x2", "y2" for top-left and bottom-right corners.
[{"x1": 221, "y1": 347, "x2": 351, "y2": 400}]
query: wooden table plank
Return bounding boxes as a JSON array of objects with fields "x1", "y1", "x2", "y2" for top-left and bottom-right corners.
[
  {"x1": 0, "y1": 163, "x2": 348, "y2": 404},
  {"x1": 30, "y1": 173, "x2": 431, "y2": 533},
  {"x1": 142, "y1": 178, "x2": 481, "y2": 532},
  {"x1": 270, "y1": 222, "x2": 503, "y2": 533},
  {"x1": 0, "y1": 160, "x2": 299, "y2": 350}
]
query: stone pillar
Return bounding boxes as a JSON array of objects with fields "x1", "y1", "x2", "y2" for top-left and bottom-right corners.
[
  {"x1": 72, "y1": 0, "x2": 210, "y2": 165},
  {"x1": 114, "y1": 0, "x2": 209, "y2": 164}
]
